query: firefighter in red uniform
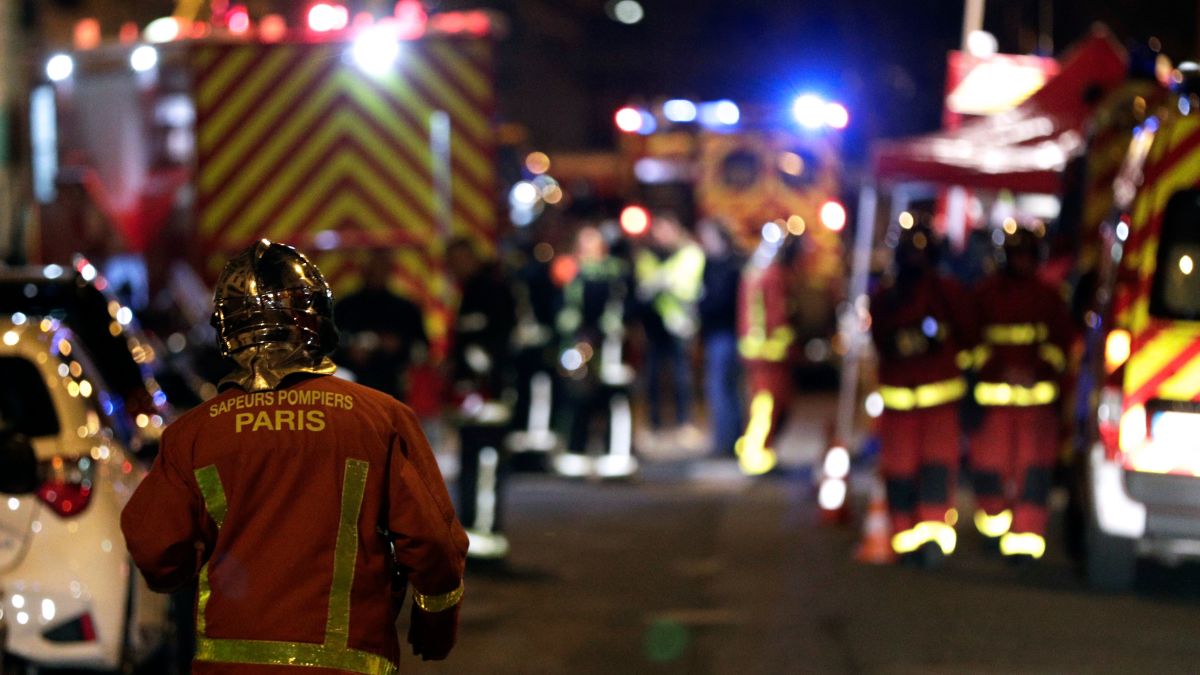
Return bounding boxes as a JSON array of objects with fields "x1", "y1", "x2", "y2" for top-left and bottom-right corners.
[
  {"x1": 121, "y1": 240, "x2": 468, "y2": 673},
  {"x1": 870, "y1": 221, "x2": 975, "y2": 566},
  {"x1": 735, "y1": 225, "x2": 797, "y2": 476},
  {"x1": 968, "y1": 226, "x2": 1073, "y2": 562}
]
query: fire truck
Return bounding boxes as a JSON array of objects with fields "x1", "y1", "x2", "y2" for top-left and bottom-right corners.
[
  {"x1": 1078, "y1": 66, "x2": 1200, "y2": 590},
  {"x1": 30, "y1": 3, "x2": 500, "y2": 357},
  {"x1": 612, "y1": 96, "x2": 849, "y2": 366}
]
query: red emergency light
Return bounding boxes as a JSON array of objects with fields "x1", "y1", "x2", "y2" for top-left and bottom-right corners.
[
  {"x1": 615, "y1": 107, "x2": 643, "y2": 133},
  {"x1": 394, "y1": 0, "x2": 429, "y2": 39},
  {"x1": 226, "y1": 5, "x2": 251, "y2": 34}
]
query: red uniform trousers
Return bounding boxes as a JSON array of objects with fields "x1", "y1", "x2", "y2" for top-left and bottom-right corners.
[
  {"x1": 743, "y1": 361, "x2": 792, "y2": 451},
  {"x1": 969, "y1": 403, "x2": 1058, "y2": 536},
  {"x1": 879, "y1": 403, "x2": 960, "y2": 535}
]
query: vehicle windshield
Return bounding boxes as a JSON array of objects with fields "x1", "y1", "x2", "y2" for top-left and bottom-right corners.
[
  {"x1": 1150, "y1": 189, "x2": 1200, "y2": 320},
  {"x1": 0, "y1": 356, "x2": 60, "y2": 438}
]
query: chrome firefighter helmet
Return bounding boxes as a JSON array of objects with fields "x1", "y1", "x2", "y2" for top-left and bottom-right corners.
[{"x1": 211, "y1": 240, "x2": 338, "y2": 358}]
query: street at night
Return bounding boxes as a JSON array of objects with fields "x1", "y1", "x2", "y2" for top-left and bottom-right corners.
[
  {"x1": 9, "y1": 1, "x2": 1200, "y2": 674},
  {"x1": 425, "y1": 420, "x2": 1200, "y2": 675}
]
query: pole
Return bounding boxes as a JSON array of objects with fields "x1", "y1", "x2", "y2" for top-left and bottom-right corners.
[
  {"x1": 961, "y1": 0, "x2": 985, "y2": 49},
  {"x1": 835, "y1": 183, "x2": 877, "y2": 444}
]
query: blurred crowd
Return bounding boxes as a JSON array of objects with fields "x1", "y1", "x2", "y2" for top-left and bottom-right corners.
[{"x1": 329, "y1": 210, "x2": 768, "y2": 473}]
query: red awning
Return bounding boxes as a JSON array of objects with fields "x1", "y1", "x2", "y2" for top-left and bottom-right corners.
[{"x1": 871, "y1": 27, "x2": 1129, "y2": 194}]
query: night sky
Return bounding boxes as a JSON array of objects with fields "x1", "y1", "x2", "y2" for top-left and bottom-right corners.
[{"x1": 436, "y1": 0, "x2": 1199, "y2": 161}]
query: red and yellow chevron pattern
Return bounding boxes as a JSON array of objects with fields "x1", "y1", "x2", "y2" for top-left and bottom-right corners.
[
  {"x1": 1118, "y1": 107, "x2": 1200, "y2": 407},
  {"x1": 190, "y1": 37, "x2": 496, "y2": 344},
  {"x1": 1076, "y1": 81, "x2": 1163, "y2": 273}
]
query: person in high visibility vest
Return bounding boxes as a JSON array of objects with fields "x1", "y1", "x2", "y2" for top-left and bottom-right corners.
[
  {"x1": 634, "y1": 211, "x2": 706, "y2": 444},
  {"x1": 968, "y1": 226, "x2": 1073, "y2": 563},
  {"x1": 870, "y1": 221, "x2": 975, "y2": 566},
  {"x1": 734, "y1": 224, "x2": 797, "y2": 475},
  {"x1": 121, "y1": 241, "x2": 468, "y2": 673}
]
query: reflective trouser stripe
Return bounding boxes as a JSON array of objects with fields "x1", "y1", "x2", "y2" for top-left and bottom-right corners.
[
  {"x1": 194, "y1": 459, "x2": 392, "y2": 674},
  {"x1": 878, "y1": 377, "x2": 966, "y2": 411},
  {"x1": 735, "y1": 391, "x2": 778, "y2": 476},
  {"x1": 195, "y1": 638, "x2": 396, "y2": 675},
  {"x1": 974, "y1": 381, "x2": 1058, "y2": 406},
  {"x1": 891, "y1": 520, "x2": 957, "y2": 555},
  {"x1": 973, "y1": 509, "x2": 1013, "y2": 538},
  {"x1": 999, "y1": 531, "x2": 1046, "y2": 559}
]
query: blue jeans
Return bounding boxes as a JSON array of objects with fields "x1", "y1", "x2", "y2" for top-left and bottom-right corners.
[
  {"x1": 646, "y1": 336, "x2": 691, "y2": 429},
  {"x1": 703, "y1": 331, "x2": 743, "y2": 455}
]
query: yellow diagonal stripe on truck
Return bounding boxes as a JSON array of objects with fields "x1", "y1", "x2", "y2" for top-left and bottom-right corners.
[
  {"x1": 1157, "y1": 351, "x2": 1200, "y2": 401},
  {"x1": 198, "y1": 46, "x2": 300, "y2": 154},
  {"x1": 428, "y1": 42, "x2": 491, "y2": 101},
  {"x1": 258, "y1": 170, "x2": 428, "y2": 244},
  {"x1": 197, "y1": 48, "x2": 260, "y2": 110},
  {"x1": 372, "y1": 73, "x2": 494, "y2": 188},
  {"x1": 402, "y1": 51, "x2": 490, "y2": 141},
  {"x1": 252, "y1": 153, "x2": 429, "y2": 243},
  {"x1": 199, "y1": 56, "x2": 340, "y2": 199},
  {"x1": 215, "y1": 111, "x2": 432, "y2": 240},
  {"x1": 1125, "y1": 330, "x2": 1193, "y2": 396},
  {"x1": 249, "y1": 153, "x2": 432, "y2": 245},
  {"x1": 202, "y1": 78, "x2": 363, "y2": 231}
]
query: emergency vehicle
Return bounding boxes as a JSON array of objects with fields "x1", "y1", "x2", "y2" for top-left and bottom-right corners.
[
  {"x1": 1079, "y1": 67, "x2": 1200, "y2": 589},
  {"x1": 613, "y1": 96, "x2": 849, "y2": 364},
  {"x1": 31, "y1": 2, "x2": 500, "y2": 355}
]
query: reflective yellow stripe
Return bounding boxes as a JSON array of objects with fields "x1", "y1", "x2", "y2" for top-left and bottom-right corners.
[
  {"x1": 195, "y1": 465, "x2": 228, "y2": 528},
  {"x1": 955, "y1": 350, "x2": 974, "y2": 370},
  {"x1": 735, "y1": 391, "x2": 778, "y2": 476},
  {"x1": 413, "y1": 579, "x2": 465, "y2": 613},
  {"x1": 999, "y1": 531, "x2": 1046, "y2": 559},
  {"x1": 890, "y1": 521, "x2": 957, "y2": 555},
  {"x1": 1038, "y1": 343, "x2": 1066, "y2": 372},
  {"x1": 973, "y1": 509, "x2": 1012, "y2": 538},
  {"x1": 195, "y1": 638, "x2": 396, "y2": 675},
  {"x1": 973, "y1": 345, "x2": 992, "y2": 369},
  {"x1": 327, "y1": 459, "x2": 369, "y2": 647},
  {"x1": 194, "y1": 465, "x2": 228, "y2": 637},
  {"x1": 974, "y1": 381, "x2": 1058, "y2": 406},
  {"x1": 877, "y1": 377, "x2": 966, "y2": 411},
  {"x1": 983, "y1": 323, "x2": 1048, "y2": 345},
  {"x1": 194, "y1": 458, "x2": 396, "y2": 673}
]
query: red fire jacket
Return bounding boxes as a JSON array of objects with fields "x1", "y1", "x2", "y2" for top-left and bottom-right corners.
[
  {"x1": 737, "y1": 262, "x2": 794, "y2": 364},
  {"x1": 971, "y1": 274, "x2": 1073, "y2": 406},
  {"x1": 870, "y1": 273, "x2": 976, "y2": 410},
  {"x1": 121, "y1": 374, "x2": 468, "y2": 674}
]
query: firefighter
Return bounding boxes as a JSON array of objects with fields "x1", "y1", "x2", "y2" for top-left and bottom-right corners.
[
  {"x1": 735, "y1": 223, "x2": 797, "y2": 476},
  {"x1": 446, "y1": 237, "x2": 518, "y2": 560},
  {"x1": 121, "y1": 240, "x2": 468, "y2": 673},
  {"x1": 870, "y1": 221, "x2": 975, "y2": 566},
  {"x1": 334, "y1": 249, "x2": 429, "y2": 399},
  {"x1": 968, "y1": 225, "x2": 1073, "y2": 563},
  {"x1": 553, "y1": 225, "x2": 637, "y2": 478}
]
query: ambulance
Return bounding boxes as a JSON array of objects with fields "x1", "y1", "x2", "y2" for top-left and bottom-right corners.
[{"x1": 1082, "y1": 68, "x2": 1200, "y2": 589}]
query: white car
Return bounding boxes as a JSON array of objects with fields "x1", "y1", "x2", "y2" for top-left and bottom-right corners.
[{"x1": 0, "y1": 315, "x2": 171, "y2": 672}]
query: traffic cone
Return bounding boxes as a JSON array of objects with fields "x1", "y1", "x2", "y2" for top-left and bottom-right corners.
[{"x1": 854, "y1": 478, "x2": 896, "y2": 565}]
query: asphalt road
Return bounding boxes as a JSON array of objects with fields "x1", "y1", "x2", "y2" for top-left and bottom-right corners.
[{"x1": 408, "y1": 458, "x2": 1200, "y2": 675}]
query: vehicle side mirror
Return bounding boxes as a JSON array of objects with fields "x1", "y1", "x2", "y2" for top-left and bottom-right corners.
[{"x1": 0, "y1": 430, "x2": 39, "y2": 494}]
